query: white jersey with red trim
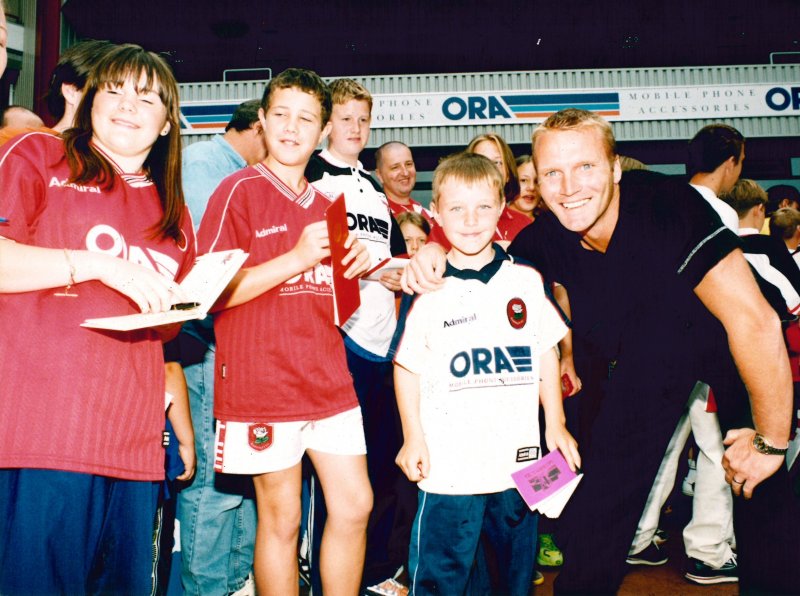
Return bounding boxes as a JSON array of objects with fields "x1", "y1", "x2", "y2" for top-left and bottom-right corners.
[
  {"x1": 386, "y1": 195, "x2": 433, "y2": 222},
  {"x1": 394, "y1": 251, "x2": 567, "y2": 494},
  {"x1": 306, "y1": 150, "x2": 399, "y2": 358},
  {"x1": 197, "y1": 163, "x2": 358, "y2": 422},
  {"x1": 0, "y1": 132, "x2": 196, "y2": 481}
]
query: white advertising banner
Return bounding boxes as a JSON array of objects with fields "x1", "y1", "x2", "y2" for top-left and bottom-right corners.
[
  {"x1": 179, "y1": 83, "x2": 800, "y2": 135},
  {"x1": 369, "y1": 84, "x2": 800, "y2": 129}
]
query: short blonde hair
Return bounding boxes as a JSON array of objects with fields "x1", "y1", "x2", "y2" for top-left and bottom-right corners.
[
  {"x1": 720, "y1": 178, "x2": 767, "y2": 218},
  {"x1": 532, "y1": 108, "x2": 616, "y2": 169},
  {"x1": 329, "y1": 78, "x2": 372, "y2": 112},
  {"x1": 432, "y1": 152, "x2": 505, "y2": 207}
]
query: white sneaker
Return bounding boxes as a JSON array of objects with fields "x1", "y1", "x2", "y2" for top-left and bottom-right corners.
[{"x1": 366, "y1": 578, "x2": 408, "y2": 596}]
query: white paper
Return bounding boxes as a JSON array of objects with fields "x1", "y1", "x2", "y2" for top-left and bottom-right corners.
[
  {"x1": 82, "y1": 249, "x2": 248, "y2": 331},
  {"x1": 537, "y1": 474, "x2": 582, "y2": 518},
  {"x1": 364, "y1": 257, "x2": 409, "y2": 281}
]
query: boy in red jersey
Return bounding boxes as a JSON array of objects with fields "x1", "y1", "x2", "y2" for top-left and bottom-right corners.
[{"x1": 197, "y1": 68, "x2": 372, "y2": 595}]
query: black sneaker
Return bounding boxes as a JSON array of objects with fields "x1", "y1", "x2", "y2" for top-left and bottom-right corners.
[
  {"x1": 685, "y1": 556, "x2": 738, "y2": 585},
  {"x1": 626, "y1": 542, "x2": 668, "y2": 566}
]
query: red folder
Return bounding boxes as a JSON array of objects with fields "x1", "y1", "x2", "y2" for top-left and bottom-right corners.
[{"x1": 326, "y1": 193, "x2": 361, "y2": 326}]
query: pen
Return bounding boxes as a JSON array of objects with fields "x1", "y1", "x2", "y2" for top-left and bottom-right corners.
[{"x1": 170, "y1": 302, "x2": 200, "y2": 311}]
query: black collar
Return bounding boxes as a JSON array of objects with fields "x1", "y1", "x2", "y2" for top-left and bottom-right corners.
[{"x1": 444, "y1": 243, "x2": 511, "y2": 284}]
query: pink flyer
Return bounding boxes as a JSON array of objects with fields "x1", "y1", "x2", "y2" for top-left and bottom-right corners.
[{"x1": 512, "y1": 449, "x2": 579, "y2": 512}]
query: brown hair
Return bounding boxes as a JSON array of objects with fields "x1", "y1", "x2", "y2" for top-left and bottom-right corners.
[
  {"x1": 62, "y1": 44, "x2": 184, "y2": 241},
  {"x1": 432, "y1": 152, "x2": 504, "y2": 207},
  {"x1": 687, "y1": 124, "x2": 745, "y2": 176},
  {"x1": 769, "y1": 207, "x2": 800, "y2": 240},
  {"x1": 260, "y1": 68, "x2": 332, "y2": 127},
  {"x1": 396, "y1": 210, "x2": 430, "y2": 236},
  {"x1": 329, "y1": 78, "x2": 372, "y2": 113},
  {"x1": 466, "y1": 132, "x2": 519, "y2": 201},
  {"x1": 45, "y1": 40, "x2": 116, "y2": 120}
]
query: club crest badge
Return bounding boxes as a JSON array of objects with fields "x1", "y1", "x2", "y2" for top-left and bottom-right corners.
[
  {"x1": 248, "y1": 423, "x2": 273, "y2": 451},
  {"x1": 507, "y1": 297, "x2": 527, "y2": 329}
]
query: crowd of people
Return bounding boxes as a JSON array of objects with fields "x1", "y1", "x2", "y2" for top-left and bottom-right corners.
[{"x1": 1, "y1": 16, "x2": 799, "y2": 596}]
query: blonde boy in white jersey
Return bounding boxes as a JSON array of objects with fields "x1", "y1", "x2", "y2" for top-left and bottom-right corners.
[{"x1": 393, "y1": 152, "x2": 580, "y2": 595}]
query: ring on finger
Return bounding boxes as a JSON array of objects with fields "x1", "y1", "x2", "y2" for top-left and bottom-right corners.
[{"x1": 732, "y1": 478, "x2": 744, "y2": 485}]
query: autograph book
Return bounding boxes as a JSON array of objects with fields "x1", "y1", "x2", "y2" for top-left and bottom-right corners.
[
  {"x1": 81, "y1": 249, "x2": 248, "y2": 331},
  {"x1": 326, "y1": 193, "x2": 360, "y2": 326},
  {"x1": 511, "y1": 448, "x2": 583, "y2": 518}
]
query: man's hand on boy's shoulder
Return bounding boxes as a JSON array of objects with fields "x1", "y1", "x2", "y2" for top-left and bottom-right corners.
[{"x1": 401, "y1": 243, "x2": 447, "y2": 295}]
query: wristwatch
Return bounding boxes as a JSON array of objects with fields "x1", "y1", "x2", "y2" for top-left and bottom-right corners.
[{"x1": 752, "y1": 433, "x2": 788, "y2": 456}]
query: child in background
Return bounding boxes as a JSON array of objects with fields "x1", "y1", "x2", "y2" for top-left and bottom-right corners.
[
  {"x1": 467, "y1": 132, "x2": 519, "y2": 201},
  {"x1": 393, "y1": 152, "x2": 580, "y2": 595},
  {"x1": 510, "y1": 154, "x2": 544, "y2": 220},
  {"x1": 396, "y1": 211, "x2": 430, "y2": 257},
  {"x1": 197, "y1": 68, "x2": 372, "y2": 595},
  {"x1": 305, "y1": 78, "x2": 414, "y2": 592}
]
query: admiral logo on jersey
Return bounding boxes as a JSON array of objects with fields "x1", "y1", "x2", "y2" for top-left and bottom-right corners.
[
  {"x1": 347, "y1": 211, "x2": 390, "y2": 240},
  {"x1": 49, "y1": 176, "x2": 101, "y2": 194},
  {"x1": 255, "y1": 224, "x2": 288, "y2": 238},
  {"x1": 443, "y1": 313, "x2": 477, "y2": 328},
  {"x1": 448, "y1": 345, "x2": 536, "y2": 391}
]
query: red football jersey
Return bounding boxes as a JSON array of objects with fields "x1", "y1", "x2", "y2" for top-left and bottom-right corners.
[
  {"x1": 0, "y1": 132, "x2": 196, "y2": 481},
  {"x1": 198, "y1": 163, "x2": 357, "y2": 422}
]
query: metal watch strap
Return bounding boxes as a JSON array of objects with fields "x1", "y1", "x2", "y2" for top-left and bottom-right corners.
[{"x1": 752, "y1": 432, "x2": 788, "y2": 456}]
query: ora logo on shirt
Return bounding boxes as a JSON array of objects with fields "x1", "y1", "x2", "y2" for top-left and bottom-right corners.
[{"x1": 85, "y1": 224, "x2": 180, "y2": 280}]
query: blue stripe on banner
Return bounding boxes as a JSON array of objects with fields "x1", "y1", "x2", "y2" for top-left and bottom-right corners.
[
  {"x1": 181, "y1": 104, "x2": 240, "y2": 116},
  {"x1": 508, "y1": 103, "x2": 620, "y2": 113},
  {"x1": 502, "y1": 93, "x2": 619, "y2": 105}
]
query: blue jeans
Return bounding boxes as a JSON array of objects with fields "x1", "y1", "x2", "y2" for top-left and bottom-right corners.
[
  {"x1": 177, "y1": 346, "x2": 257, "y2": 595},
  {"x1": 409, "y1": 489, "x2": 538, "y2": 596},
  {"x1": 0, "y1": 469, "x2": 159, "y2": 595}
]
